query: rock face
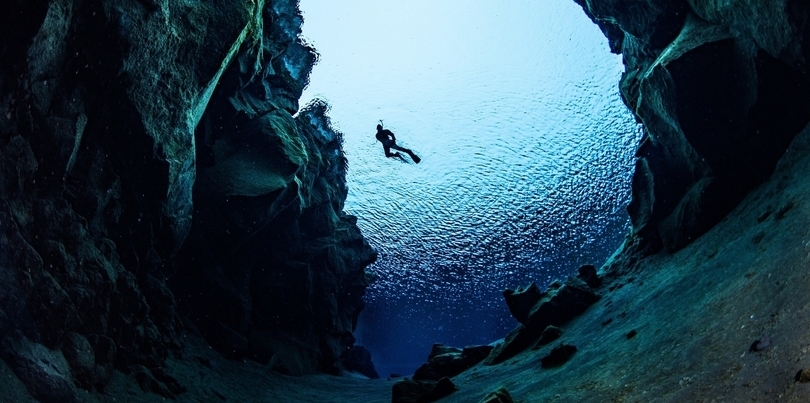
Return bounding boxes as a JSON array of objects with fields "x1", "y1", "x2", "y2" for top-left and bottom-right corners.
[
  {"x1": 172, "y1": 1, "x2": 377, "y2": 373},
  {"x1": 574, "y1": 0, "x2": 810, "y2": 258},
  {"x1": 0, "y1": 0, "x2": 375, "y2": 396}
]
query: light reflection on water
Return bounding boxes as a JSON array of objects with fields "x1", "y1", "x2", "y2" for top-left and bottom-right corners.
[{"x1": 299, "y1": 0, "x2": 641, "y2": 376}]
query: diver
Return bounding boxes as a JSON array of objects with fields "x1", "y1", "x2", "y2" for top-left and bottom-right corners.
[{"x1": 375, "y1": 123, "x2": 421, "y2": 163}]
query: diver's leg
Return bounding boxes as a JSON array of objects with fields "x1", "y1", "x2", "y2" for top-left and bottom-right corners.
[
  {"x1": 390, "y1": 144, "x2": 420, "y2": 163},
  {"x1": 384, "y1": 146, "x2": 399, "y2": 157},
  {"x1": 389, "y1": 144, "x2": 409, "y2": 153}
]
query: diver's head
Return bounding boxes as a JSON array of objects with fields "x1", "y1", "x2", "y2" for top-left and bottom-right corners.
[{"x1": 376, "y1": 124, "x2": 383, "y2": 131}]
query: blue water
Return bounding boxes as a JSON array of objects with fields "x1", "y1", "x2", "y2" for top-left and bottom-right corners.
[{"x1": 299, "y1": 0, "x2": 641, "y2": 377}]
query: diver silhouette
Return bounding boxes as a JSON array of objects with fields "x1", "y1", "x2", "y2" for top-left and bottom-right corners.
[{"x1": 375, "y1": 124, "x2": 421, "y2": 163}]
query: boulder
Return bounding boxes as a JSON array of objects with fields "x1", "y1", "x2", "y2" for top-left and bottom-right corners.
[
  {"x1": 540, "y1": 344, "x2": 578, "y2": 368},
  {"x1": 413, "y1": 344, "x2": 494, "y2": 381},
  {"x1": 533, "y1": 326, "x2": 563, "y2": 349},
  {"x1": 60, "y1": 333, "x2": 95, "y2": 390},
  {"x1": 128, "y1": 365, "x2": 180, "y2": 400},
  {"x1": 503, "y1": 283, "x2": 544, "y2": 325},
  {"x1": 577, "y1": 265, "x2": 602, "y2": 288},
  {"x1": 392, "y1": 377, "x2": 458, "y2": 403},
  {"x1": 484, "y1": 325, "x2": 539, "y2": 366},
  {"x1": 479, "y1": 386, "x2": 515, "y2": 403},
  {"x1": 796, "y1": 368, "x2": 810, "y2": 384},
  {"x1": 487, "y1": 278, "x2": 599, "y2": 365},
  {"x1": 524, "y1": 278, "x2": 601, "y2": 333},
  {"x1": 86, "y1": 335, "x2": 116, "y2": 390},
  {"x1": 342, "y1": 345, "x2": 379, "y2": 379}
]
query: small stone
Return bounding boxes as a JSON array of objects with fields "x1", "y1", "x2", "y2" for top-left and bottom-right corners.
[
  {"x1": 795, "y1": 368, "x2": 810, "y2": 383},
  {"x1": 626, "y1": 329, "x2": 638, "y2": 339},
  {"x1": 479, "y1": 386, "x2": 514, "y2": 403},
  {"x1": 750, "y1": 336, "x2": 770, "y2": 352}
]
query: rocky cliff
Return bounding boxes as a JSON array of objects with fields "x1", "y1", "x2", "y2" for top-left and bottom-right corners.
[
  {"x1": 574, "y1": 0, "x2": 810, "y2": 258},
  {"x1": 0, "y1": 0, "x2": 374, "y2": 399}
]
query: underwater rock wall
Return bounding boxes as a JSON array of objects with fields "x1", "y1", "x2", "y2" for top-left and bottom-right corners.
[
  {"x1": 174, "y1": 17, "x2": 378, "y2": 372},
  {"x1": 574, "y1": 0, "x2": 810, "y2": 257},
  {"x1": 0, "y1": 0, "x2": 374, "y2": 397}
]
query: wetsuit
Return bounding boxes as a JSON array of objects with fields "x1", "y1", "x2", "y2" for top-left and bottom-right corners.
[{"x1": 376, "y1": 129, "x2": 411, "y2": 157}]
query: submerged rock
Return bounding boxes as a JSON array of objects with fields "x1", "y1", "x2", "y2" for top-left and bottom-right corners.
[
  {"x1": 503, "y1": 283, "x2": 545, "y2": 325},
  {"x1": 127, "y1": 365, "x2": 184, "y2": 400},
  {"x1": 413, "y1": 343, "x2": 494, "y2": 381},
  {"x1": 577, "y1": 265, "x2": 603, "y2": 289},
  {"x1": 392, "y1": 377, "x2": 458, "y2": 403},
  {"x1": 60, "y1": 333, "x2": 94, "y2": 390},
  {"x1": 533, "y1": 326, "x2": 563, "y2": 349},
  {"x1": 540, "y1": 344, "x2": 578, "y2": 369},
  {"x1": 1, "y1": 335, "x2": 77, "y2": 403},
  {"x1": 796, "y1": 368, "x2": 810, "y2": 383},
  {"x1": 342, "y1": 345, "x2": 380, "y2": 379},
  {"x1": 750, "y1": 336, "x2": 771, "y2": 352},
  {"x1": 479, "y1": 386, "x2": 515, "y2": 403},
  {"x1": 487, "y1": 278, "x2": 599, "y2": 365}
]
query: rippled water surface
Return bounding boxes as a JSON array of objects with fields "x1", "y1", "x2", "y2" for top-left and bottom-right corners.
[{"x1": 299, "y1": 0, "x2": 641, "y2": 376}]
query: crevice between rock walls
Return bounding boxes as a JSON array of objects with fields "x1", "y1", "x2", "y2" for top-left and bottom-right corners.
[{"x1": 0, "y1": 0, "x2": 377, "y2": 400}]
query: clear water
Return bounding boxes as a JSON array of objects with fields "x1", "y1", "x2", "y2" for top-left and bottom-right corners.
[{"x1": 299, "y1": 0, "x2": 641, "y2": 377}]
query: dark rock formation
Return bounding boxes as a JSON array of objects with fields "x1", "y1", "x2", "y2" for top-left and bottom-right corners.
[
  {"x1": 60, "y1": 332, "x2": 95, "y2": 390},
  {"x1": 524, "y1": 278, "x2": 599, "y2": 332},
  {"x1": 1, "y1": 334, "x2": 77, "y2": 403},
  {"x1": 540, "y1": 344, "x2": 577, "y2": 368},
  {"x1": 392, "y1": 377, "x2": 458, "y2": 403},
  {"x1": 0, "y1": 0, "x2": 243, "y2": 391},
  {"x1": 532, "y1": 325, "x2": 563, "y2": 349},
  {"x1": 575, "y1": 0, "x2": 810, "y2": 259},
  {"x1": 503, "y1": 283, "x2": 544, "y2": 325},
  {"x1": 577, "y1": 264, "x2": 602, "y2": 288},
  {"x1": 174, "y1": 96, "x2": 376, "y2": 375},
  {"x1": 412, "y1": 343, "x2": 494, "y2": 381},
  {"x1": 127, "y1": 364, "x2": 184, "y2": 399},
  {"x1": 479, "y1": 386, "x2": 515, "y2": 403},
  {"x1": 0, "y1": 0, "x2": 375, "y2": 397},
  {"x1": 486, "y1": 278, "x2": 599, "y2": 365},
  {"x1": 342, "y1": 345, "x2": 380, "y2": 379}
]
